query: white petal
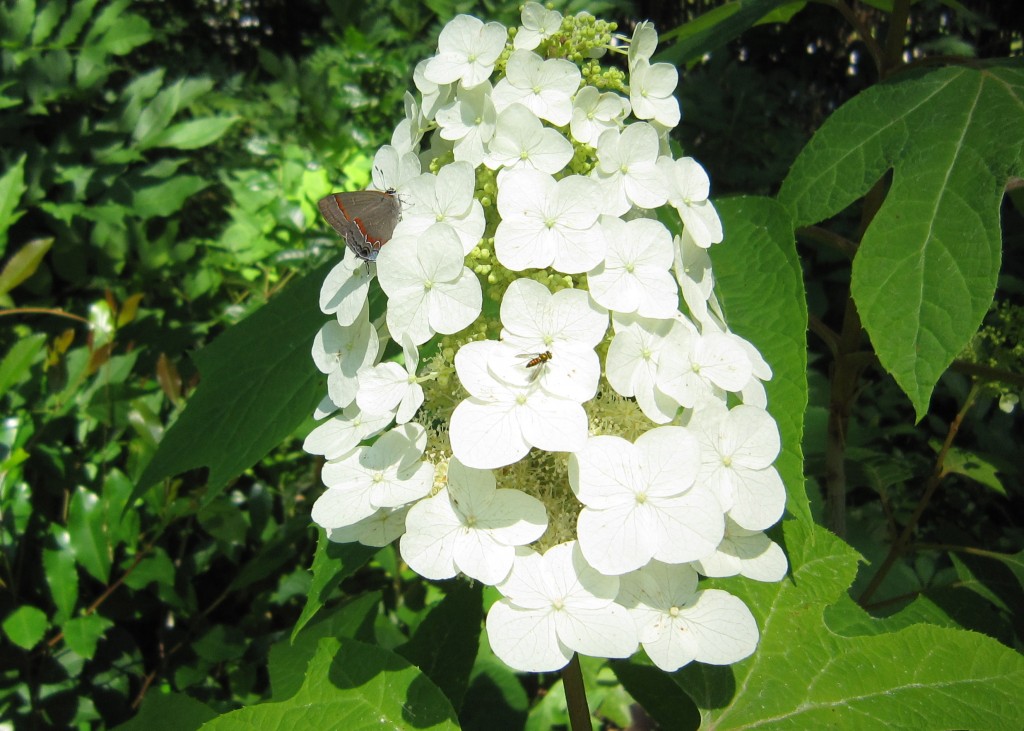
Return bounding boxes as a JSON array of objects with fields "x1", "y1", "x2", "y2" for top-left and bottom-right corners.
[
  {"x1": 486, "y1": 601, "x2": 571, "y2": 672},
  {"x1": 450, "y1": 399, "x2": 530, "y2": 469}
]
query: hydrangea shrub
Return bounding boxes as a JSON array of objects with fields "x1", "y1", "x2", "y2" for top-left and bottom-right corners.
[{"x1": 306, "y1": 5, "x2": 788, "y2": 674}]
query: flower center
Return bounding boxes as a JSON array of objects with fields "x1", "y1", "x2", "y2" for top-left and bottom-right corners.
[
  {"x1": 669, "y1": 606, "x2": 682, "y2": 618},
  {"x1": 625, "y1": 262, "x2": 636, "y2": 273},
  {"x1": 520, "y1": 149, "x2": 529, "y2": 160},
  {"x1": 424, "y1": 280, "x2": 435, "y2": 291},
  {"x1": 516, "y1": 394, "x2": 528, "y2": 405},
  {"x1": 691, "y1": 362, "x2": 701, "y2": 373},
  {"x1": 468, "y1": 53, "x2": 478, "y2": 62},
  {"x1": 641, "y1": 347, "x2": 653, "y2": 361},
  {"x1": 635, "y1": 491, "x2": 648, "y2": 505},
  {"x1": 372, "y1": 471, "x2": 385, "y2": 483},
  {"x1": 544, "y1": 216, "x2": 557, "y2": 229},
  {"x1": 552, "y1": 599, "x2": 565, "y2": 611},
  {"x1": 722, "y1": 455, "x2": 733, "y2": 467},
  {"x1": 532, "y1": 84, "x2": 542, "y2": 94},
  {"x1": 619, "y1": 163, "x2": 629, "y2": 174}
]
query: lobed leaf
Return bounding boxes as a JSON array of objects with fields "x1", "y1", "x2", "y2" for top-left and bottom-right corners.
[{"x1": 779, "y1": 64, "x2": 1024, "y2": 418}]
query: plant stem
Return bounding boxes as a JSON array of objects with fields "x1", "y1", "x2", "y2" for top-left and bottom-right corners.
[
  {"x1": 562, "y1": 654, "x2": 591, "y2": 731},
  {"x1": 858, "y1": 382, "x2": 981, "y2": 605}
]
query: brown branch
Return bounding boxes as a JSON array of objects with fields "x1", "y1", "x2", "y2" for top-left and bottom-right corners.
[{"x1": 858, "y1": 382, "x2": 981, "y2": 605}]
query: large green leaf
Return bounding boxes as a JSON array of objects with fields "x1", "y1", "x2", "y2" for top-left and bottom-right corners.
[
  {"x1": 666, "y1": 521, "x2": 1024, "y2": 729},
  {"x1": 130, "y1": 260, "x2": 334, "y2": 506},
  {"x1": 779, "y1": 64, "x2": 1024, "y2": 419},
  {"x1": 712, "y1": 196, "x2": 810, "y2": 524},
  {"x1": 203, "y1": 637, "x2": 459, "y2": 730}
]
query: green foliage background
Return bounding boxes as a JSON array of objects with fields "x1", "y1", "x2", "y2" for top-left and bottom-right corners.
[{"x1": 1, "y1": 0, "x2": 1022, "y2": 728}]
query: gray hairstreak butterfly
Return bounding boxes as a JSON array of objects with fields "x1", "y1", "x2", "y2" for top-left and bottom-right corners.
[{"x1": 318, "y1": 187, "x2": 402, "y2": 262}]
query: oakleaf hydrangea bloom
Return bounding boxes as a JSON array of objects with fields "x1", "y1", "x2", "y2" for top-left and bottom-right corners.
[{"x1": 307, "y1": 9, "x2": 787, "y2": 675}]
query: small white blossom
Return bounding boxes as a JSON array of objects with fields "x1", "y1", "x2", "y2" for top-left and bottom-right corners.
[
  {"x1": 449, "y1": 340, "x2": 588, "y2": 469},
  {"x1": 627, "y1": 21, "x2": 659, "y2": 68},
  {"x1": 483, "y1": 103, "x2": 573, "y2": 176},
  {"x1": 692, "y1": 517, "x2": 788, "y2": 582},
  {"x1": 356, "y1": 335, "x2": 426, "y2": 424},
  {"x1": 694, "y1": 402, "x2": 786, "y2": 531},
  {"x1": 319, "y1": 250, "x2": 372, "y2": 327},
  {"x1": 376, "y1": 223, "x2": 482, "y2": 345},
  {"x1": 629, "y1": 58, "x2": 680, "y2": 128},
  {"x1": 618, "y1": 561, "x2": 758, "y2": 671},
  {"x1": 391, "y1": 92, "x2": 429, "y2": 156},
  {"x1": 514, "y1": 2, "x2": 563, "y2": 51},
  {"x1": 495, "y1": 169, "x2": 606, "y2": 273},
  {"x1": 588, "y1": 217, "x2": 678, "y2": 318},
  {"x1": 674, "y1": 231, "x2": 715, "y2": 323},
  {"x1": 492, "y1": 49, "x2": 581, "y2": 126},
  {"x1": 392, "y1": 161, "x2": 485, "y2": 254},
  {"x1": 656, "y1": 326, "x2": 754, "y2": 408},
  {"x1": 658, "y1": 156, "x2": 724, "y2": 247},
  {"x1": 570, "y1": 86, "x2": 630, "y2": 146},
  {"x1": 592, "y1": 123, "x2": 668, "y2": 215},
  {"x1": 605, "y1": 315, "x2": 679, "y2": 423},
  {"x1": 494, "y1": 278, "x2": 607, "y2": 403},
  {"x1": 303, "y1": 403, "x2": 393, "y2": 460},
  {"x1": 570, "y1": 428, "x2": 724, "y2": 575},
  {"x1": 372, "y1": 144, "x2": 422, "y2": 193},
  {"x1": 486, "y1": 542, "x2": 638, "y2": 672},
  {"x1": 312, "y1": 423, "x2": 435, "y2": 529},
  {"x1": 400, "y1": 458, "x2": 548, "y2": 584},
  {"x1": 312, "y1": 302, "x2": 379, "y2": 409},
  {"x1": 327, "y1": 506, "x2": 410, "y2": 548},
  {"x1": 435, "y1": 82, "x2": 497, "y2": 167},
  {"x1": 413, "y1": 59, "x2": 453, "y2": 121},
  {"x1": 424, "y1": 15, "x2": 507, "y2": 89}
]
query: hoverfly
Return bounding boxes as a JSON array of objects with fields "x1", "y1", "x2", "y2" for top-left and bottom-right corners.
[{"x1": 518, "y1": 351, "x2": 553, "y2": 382}]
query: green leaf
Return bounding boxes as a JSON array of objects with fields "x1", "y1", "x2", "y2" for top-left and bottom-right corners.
[
  {"x1": 131, "y1": 260, "x2": 334, "y2": 507},
  {"x1": 52, "y1": 0, "x2": 100, "y2": 48},
  {"x1": 43, "y1": 527, "x2": 79, "y2": 624},
  {"x1": 113, "y1": 692, "x2": 217, "y2": 731},
  {"x1": 132, "y1": 176, "x2": 208, "y2": 219},
  {"x1": 677, "y1": 520, "x2": 1024, "y2": 729},
  {"x1": 91, "y1": 13, "x2": 151, "y2": 55},
  {"x1": 132, "y1": 77, "x2": 214, "y2": 148},
  {"x1": 0, "y1": 237, "x2": 53, "y2": 296},
  {"x1": 122, "y1": 549, "x2": 175, "y2": 591},
  {"x1": 2, "y1": 604, "x2": 48, "y2": 650},
  {"x1": 397, "y1": 581, "x2": 483, "y2": 710},
  {"x1": 146, "y1": 117, "x2": 240, "y2": 151},
  {"x1": 31, "y1": 0, "x2": 66, "y2": 44},
  {"x1": 461, "y1": 651, "x2": 529, "y2": 731},
  {"x1": 712, "y1": 197, "x2": 810, "y2": 524},
  {"x1": 610, "y1": 660, "x2": 700, "y2": 730},
  {"x1": 657, "y1": 0, "x2": 803, "y2": 66},
  {"x1": 779, "y1": 65, "x2": 1024, "y2": 418},
  {"x1": 63, "y1": 614, "x2": 113, "y2": 659},
  {"x1": 273, "y1": 592, "x2": 382, "y2": 701},
  {"x1": 941, "y1": 444, "x2": 1006, "y2": 495},
  {"x1": 0, "y1": 154, "x2": 28, "y2": 252},
  {"x1": 68, "y1": 486, "x2": 112, "y2": 583},
  {"x1": 0, "y1": 332, "x2": 46, "y2": 400},
  {"x1": 203, "y1": 638, "x2": 459, "y2": 730},
  {"x1": 0, "y1": 0, "x2": 35, "y2": 44},
  {"x1": 293, "y1": 530, "x2": 377, "y2": 640}
]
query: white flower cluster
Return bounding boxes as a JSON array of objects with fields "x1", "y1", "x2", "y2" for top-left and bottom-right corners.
[{"x1": 307, "y1": 7, "x2": 787, "y2": 674}]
